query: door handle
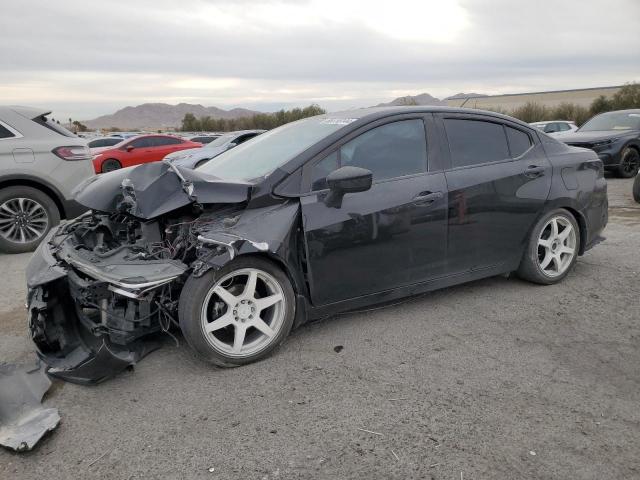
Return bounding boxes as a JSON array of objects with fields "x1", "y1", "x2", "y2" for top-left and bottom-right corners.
[
  {"x1": 524, "y1": 165, "x2": 545, "y2": 178},
  {"x1": 413, "y1": 191, "x2": 443, "y2": 205}
]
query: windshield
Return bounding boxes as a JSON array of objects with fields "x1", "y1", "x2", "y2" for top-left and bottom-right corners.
[
  {"x1": 197, "y1": 116, "x2": 350, "y2": 181},
  {"x1": 579, "y1": 111, "x2": 640, "y2": 132},
  {"x1": 204, "y1": 134, "x2": 235, "y2": 148}
]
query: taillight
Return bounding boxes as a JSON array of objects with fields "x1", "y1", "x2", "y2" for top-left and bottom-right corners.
[{"x1": 52, "y1": 145, "x2": 92, "y2": 161}]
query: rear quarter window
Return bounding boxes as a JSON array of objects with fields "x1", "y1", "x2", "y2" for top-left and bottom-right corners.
[
  {"x1": 505, "y1": 126, "x2": 532, "y2": 157},
  {"x1": 0, "y1": 123, "x2": 15, "y2": 139}
]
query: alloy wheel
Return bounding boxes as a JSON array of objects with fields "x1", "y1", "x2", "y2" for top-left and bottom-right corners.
[
  {"x1": 0, "y1": 197, "x2": 49, "y2": 244},
  {"x1": 537, "y1": 216, "x2": 577, "y2": 277},
  {"x1": 200, "y1": 268, "x2": 286, "y2": 357},
  {"x1": 621, "y1": 149, "x2": 640, "y2": 176}
]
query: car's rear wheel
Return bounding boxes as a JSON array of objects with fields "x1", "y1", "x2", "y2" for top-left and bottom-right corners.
[
  {"x1": 101, "y1": 159, "x2": 122, "y2": 173},
  {"x1": 178, "y1": 257, "x2": 295, "y2": 367},
  {"x1": 0, "y1": 186, "x2": 60, "y2": 253},
  {"x1": 617, "y1": 147, "x2": 640, "y2": 178},
  {"x1": 517, "y1": 209, "x2": 580, "y2": 285}
]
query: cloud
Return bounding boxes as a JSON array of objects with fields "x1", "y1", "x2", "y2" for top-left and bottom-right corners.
[{"x1": 0, "y1": 0, "x2": 638, "y2": 119}]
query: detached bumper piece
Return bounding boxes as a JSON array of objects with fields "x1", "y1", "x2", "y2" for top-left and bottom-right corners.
[
  {"x1": 28, "y1": 277, "x2": 164, "y2": 385},
  {"x1": 0, "y1": 363, "x2": 60, "y2": 452}
]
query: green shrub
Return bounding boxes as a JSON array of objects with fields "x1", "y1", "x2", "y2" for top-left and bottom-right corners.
[{"x1": 181, "y1": 104, "x2": 326, "y2": 132}]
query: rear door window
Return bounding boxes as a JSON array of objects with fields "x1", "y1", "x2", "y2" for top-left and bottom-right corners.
[
  {"x1": 505, "y1": 126, "x2": 532, "y2": 157},
  {"x1": 443, "y1": 118, "x2": 509, "y2": 168}
]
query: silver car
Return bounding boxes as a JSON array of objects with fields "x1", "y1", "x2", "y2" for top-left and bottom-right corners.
[
  {"x1": 164, "y1": 130, "x2": 265, "y2": 169},
  {"x1": 0, "y1": 106, "x2": 95, "y2": 253}
]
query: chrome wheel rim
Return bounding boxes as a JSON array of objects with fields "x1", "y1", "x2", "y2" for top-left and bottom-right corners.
[
  {"x1": 0, "y1": 197, "x2": 49, "y2": 244},
  {"x1": 537, "y1": 216, "x2": 576, "y2": 277},
  {"x1": 200, "y1": 268, "x2": 286, "y2": 357}
]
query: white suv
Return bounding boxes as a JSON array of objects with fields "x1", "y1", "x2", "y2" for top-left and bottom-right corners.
[{"x1": 0, "y1": 106, "x2": 95, "y2": 253}]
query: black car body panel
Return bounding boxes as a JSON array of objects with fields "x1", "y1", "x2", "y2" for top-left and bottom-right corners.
[
  {"x1": 74, "y1": 162, "x2": 251, "y2": 219},
  {"x1": 25, "y1": 107, "x2": 608, "y2": 383}
]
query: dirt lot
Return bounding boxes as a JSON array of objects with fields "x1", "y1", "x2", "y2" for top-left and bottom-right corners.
[{"x1": 1, "y1": 177, "x2": 639, "y2": 480}]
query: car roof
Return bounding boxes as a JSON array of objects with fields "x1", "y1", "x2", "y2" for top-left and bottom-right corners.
[{"x1": 322, "y1": 106, "x2": 535, "y2": 130}]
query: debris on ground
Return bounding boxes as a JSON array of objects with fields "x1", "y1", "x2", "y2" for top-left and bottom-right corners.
[{"x1": 0, "y1": 363, "x2": 60, "y2": 452}]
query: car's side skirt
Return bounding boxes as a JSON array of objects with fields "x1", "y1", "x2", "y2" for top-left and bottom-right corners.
[{"x1": 304, "y1": 261, "x2": 516, "y2": 322}]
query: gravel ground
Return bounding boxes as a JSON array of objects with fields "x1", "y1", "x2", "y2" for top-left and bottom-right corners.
[{"x1": 1, "y1": 177, "x2": 639, "y2": 480}]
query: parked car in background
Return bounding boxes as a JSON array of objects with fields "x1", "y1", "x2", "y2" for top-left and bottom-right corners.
[
  {"x1": 87, "y1": 136, "x2": 124, "y2": 149},
  {"x1": 0, "y1": 106, "x2": 94, "y2": 253},
  {"x1": 633, "y1": 172, "x2": 640, "y2": 203},
  {"x1": 530, "y1": 120, "x2": 578, "y2": 135},
  {"x1": 186, "y1": 134, "x2": 221, "y2": 144},
  {"x1": 26, "y1": 107, "x2": 608, "y2": 382},
  {"x1": 558, "y1": 109, "x2": 640, "y2": 178},
  {"x1": 164, "y1": 130, "x2": 265, "y2": 169},
  {"x1": 92, "y1": 134, "x2": 202, "y2": 173}
]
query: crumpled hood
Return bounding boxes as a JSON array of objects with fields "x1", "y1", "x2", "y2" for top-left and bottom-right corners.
[
  {"x1": 73, "y1": 161, "x2": 252, "y2": 219},
  {"x1": 559, "y1": 129, "x2": 639, "y2": 143}
]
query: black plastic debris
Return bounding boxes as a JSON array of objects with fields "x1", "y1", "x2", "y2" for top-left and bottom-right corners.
[{"x1": 0, "y1": 363, "x2": 60, "y2": 451}]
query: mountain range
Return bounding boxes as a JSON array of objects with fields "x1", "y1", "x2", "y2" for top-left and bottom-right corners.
[
  {"x1": 83, "y1": 103, "x2": 259, "y2": 130},
  {"x1": 83, "y1": 92, "x2": 492, "y2": 129}
]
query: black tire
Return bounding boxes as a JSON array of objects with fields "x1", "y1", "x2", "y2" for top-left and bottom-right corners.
[
  {"x1": 633, "y1": 174, "x2": 640, "y2": 204},
  {"x1": 0, "y1": 186, "x2": 60, "y2": 254},
  {"x1": 178, "y1": 256, "x2": 295, "y2": 368},
  {"x1": 101, "y1": 158, "x2": 122, "y2": 173},
  {"x1": 616, "y1": 147, "x2": 640, "y2": 178},
  {"x1": 517, "y1": 208, "x2": 580, "y2": 285}
]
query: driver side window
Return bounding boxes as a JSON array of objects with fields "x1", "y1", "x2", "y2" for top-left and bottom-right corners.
[{"x1": 310, "y1": 119, "x2": 427, "y2": 191}]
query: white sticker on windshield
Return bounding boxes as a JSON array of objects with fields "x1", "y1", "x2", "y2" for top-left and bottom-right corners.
[{"x1": 320, "y1": 118, "x2": 358, "y2": 125}]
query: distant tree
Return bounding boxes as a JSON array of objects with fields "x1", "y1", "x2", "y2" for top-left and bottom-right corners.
[
  {"x1": 72, "y1": 120, "x2": 88, "y2": 132},
  {"x1": 181, "y1": 112, "x2": 200, "y2": 131},
  {"x1": 180, "y1": 105, "x2": 326, "y2": 132},
  {"x1": 590, "y1": 95, "x2": 612, "y2": 115},
  {"x1": 610, "y1": 82, "x2": 640, "y2": 110}
]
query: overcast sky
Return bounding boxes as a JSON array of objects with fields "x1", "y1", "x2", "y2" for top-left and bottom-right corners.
[{"x1": 1, "y1": 0, "x2": 639, "y2": 120}]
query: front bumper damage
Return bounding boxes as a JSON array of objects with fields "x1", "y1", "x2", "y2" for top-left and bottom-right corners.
[{"x1": 27, "y1": 224, "x2": 188, "y2": 385}]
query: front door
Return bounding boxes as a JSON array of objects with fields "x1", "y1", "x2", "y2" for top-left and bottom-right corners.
[{"x1": 300, "y1": 118, "x2": 448, "y2": 306}]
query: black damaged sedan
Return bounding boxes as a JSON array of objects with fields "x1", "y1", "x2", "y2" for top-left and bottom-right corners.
[{"x1": 26, "y1": 107, "x2": 608, "y2": 384}]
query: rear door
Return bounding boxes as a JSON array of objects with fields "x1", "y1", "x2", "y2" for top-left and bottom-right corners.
[
  {"x1": 436, "y1": 113, "x2": 552, "y2": 274},
  {"x1": 300, "y1": 116, "x2": 448, "y2": 306}
]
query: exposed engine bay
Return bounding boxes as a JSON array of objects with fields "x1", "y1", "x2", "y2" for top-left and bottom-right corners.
[
  {"x1": 28, "y1": 209, "x2": 209, "y2": 383},
  {"x1": 25, "y1": 162, "x2": 302, "y2": 384}
]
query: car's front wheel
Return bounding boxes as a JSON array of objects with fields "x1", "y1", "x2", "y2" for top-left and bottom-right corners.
[
  {"x1": 617, "y1": 147, "x2": 640, "y2": 178},
  {"x1": 0, "y1": 186, "x2": 60, "y2": 254},
  {"x1": 517, "y1": 209, "x2": 580, "y2": 285},
  {"x1": 178, "y1": 257, "x2": 295, "y2": 367}
]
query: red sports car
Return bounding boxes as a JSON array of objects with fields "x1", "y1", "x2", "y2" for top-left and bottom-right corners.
[{"x1": 92, "y1": 135, "x2": 202, "y2": 173}]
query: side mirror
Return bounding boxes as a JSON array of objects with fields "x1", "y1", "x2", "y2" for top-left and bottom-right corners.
[
  {"x1": 126, "y1": 145, "x2": 135, "y2": 152},
  {"x1": 226, "y1": 142, "x2": 237, "y2": 150},
  {"x1": 324, "y1": 166, "x2": 372, "y2": 208}
]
